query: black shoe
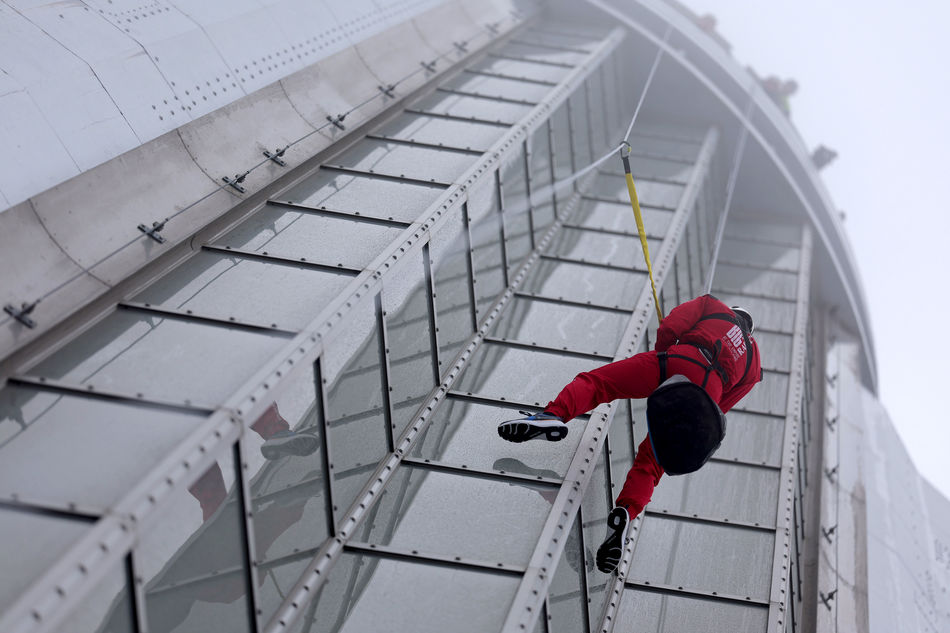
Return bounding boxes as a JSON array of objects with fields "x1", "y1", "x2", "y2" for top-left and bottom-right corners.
[
  {"x1": 497, "y1": 412, "x2": 567, "y2": 443},
  {"x1": 261, "y1": 430, "x2": 320, "y2": 460},
  {"x1": 595, "y1": 507, "x2": 630, "y2": 574}
]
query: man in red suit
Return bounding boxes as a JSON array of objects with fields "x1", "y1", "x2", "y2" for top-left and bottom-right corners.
[{"x1": 497, "y1": 294, "x2": 762, "y2": 572}]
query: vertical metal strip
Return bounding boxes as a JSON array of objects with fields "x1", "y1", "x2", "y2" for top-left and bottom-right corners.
[
  {"x1": 313, "y1": 358, "x2": 336, "y2": 539},
  {"x1": 233, "y1": 440, "x2": 262, "y2": 633},
  {"x1": 422, "y1": 243, "x2": 442, "y2": 384},
  {"x1": 128, "y1": 552, "x2": 149, "y2": 633},
  {"x1": 495, "y1": 169, "x2": 511, "y2": 287},
  {"x1": 461, "y1": 202, "x2": 479, "y2": 332},
  {"x1": 375, "y1": 293, "x2": 396, "y2": 455},
  {"x1": 522, "y1": 139, "x2": 537, "y2": 250}
]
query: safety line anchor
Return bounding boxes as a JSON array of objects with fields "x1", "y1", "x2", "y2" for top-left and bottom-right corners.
[
  {"x1": 263, "y1": 148, "x2": 287, "y2": 167},
  {"x1": 222, "y1": 174, "x2": 246, "y2": 194},
  {"x1": 824, "y1": 465, "x2": 838, "y2": 483},
  {"x1": 819, "y1": 589, "x2": 837, "y2": 610},
  {"x1": 4, "y1": 301, "x2": 38, "y2": 328},
  {"x1": 821, "y1": 524, "x2": 837, "y2": 543},
  {"x1": 326, "y1": 114, "x2": 346, "y2": 131},
  {"x1": 420, "y1": 60, "x2": 437, "y2": 73},
  {"x1": 378, "y1": 84, "x2": 396, "y2": 98},
  {"x1": 453, "y1": 40, "x2": 468, "y2": 54},
  {"x1": 485, "y1": 22, "x2": 500, "y2": 35},
  {"x1": 138, "y1": 219, "x2": 167, "y2": 244}
]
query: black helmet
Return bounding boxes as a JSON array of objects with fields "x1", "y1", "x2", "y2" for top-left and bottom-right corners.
[{"x1": 731, "y1": 306, "x2": 754, "y2": 334}]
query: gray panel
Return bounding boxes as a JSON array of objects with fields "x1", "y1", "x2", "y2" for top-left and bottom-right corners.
[
  {"x1": 58, "y1": 560, "x2": 135, "y2": 633},
  {"x1": 429, "y1": 207, "x2": 475, "y2": 372},
  {"x1": 603, "y1": 154, "x2": 693, "y2": 182},
  {"x1": 468, "y1": 174, "x2": 507, "y2": 319},
  {"x1": 528, "y1": 123, "x2": 556, "y2": 243},
  {"x1": 283, "y1": 170, "x2": 442, "y2": 223},
  {"x1": 215, "y1": 205, "x2": 405, "y2": 270},
  {"x1": 608, "y1": 400, "x2": 638, "y2": 504},
  {"x1": 548, "y1": 516, "x2": 589, "y2": 633},
  {"x1": 0, "y1": 386, "x2": 199, "y2": 510},
  {"x1": 712, "y1": 293, "x2": 796, "y2": 333},
  {"x1": 551, "y1": 102, "x2": 573, "y2": 186},
  {"x1": 500, "y1": 41, "x2": 587, "y2": 67},
  {"x1": 712, "y1": 263, "x2": 798, "y2": 300},
  {"x1": 139, "y1": 454, "x2": 253, "y2": 633},
  {"x1": 719, "y1": 237, "x2": 800, "y2": 272},
  {"x1": 629, "y1": 516, "x2": 774, "y2": 600},
  {"x1": 375, "y1": 112, "x2": 503, "y2": 151},
  {"x1": 27, "y1": 311, "x2": 287, "y2": 406},
  {"x1": 502, "y1": 146, "x2": 533, "y2": 275},
  {"x1": 413, "y1": 90, "x2": 532, "y2": 124},
  {"x1": 474, "y1": 56, "x2": 569, "y2": 84},
  {"x1": 739, "y1": 371, "x2": 790, "y2": 417},
  {"x1": 455, "y1": 342, "x2": 600, "y2": 407},
  {"x1": 718, "y1": 411, "x2": 785, "y2": 467},
  {"x1": 357, "y1": 465, "x2": 553, "y2": 566},
  {"x1": 546, "y1": 226, "x2": 663, "y2": 271},
  {"x1": 519, "y1": 30, "x2": 599, "y2": 51},
  {"x1": 592, "y1": 172, "x2": 684, "y2": 209},
  {"x1": 724, "y1": 222, "x2": 801, "y2": 245},
  {"x1": 616, "y1": 587, "x2": 769, "y2": 633},
  {"x1": 582, "y1": 446, "x2": 614, "y2": 630},
  {"x1": 0, "y1": 507, "x2": 89, "y2": 613},
  {"x1": 628, "y1": 133, "x2": 702, "y2": 162},
  {"x1": 570, "y1": 89, "x2": 592, "y2": 166},
  {"x1": 332, "y1": 139, "x2": 474, "y2": 184},
  {"x1": 754, "y1": 330, "x2": 793, "y2": 372},
  {"x1": 134, "y1": 251, "x2": 353, "y2": 331},
  {"x1": 442, "y1": 72, "x2": 551, "y2": 103},
  {"x1": 410, "y1": 398, "x2": 584, "y2": 479},
  {"x1": 520, "y1": 258, "x2": 647, "y2": 310},
  {"x1": 490, "y1": 296, "x2": 628, "y2": 357},
  {"x1": 650, "y1": 461, "x2": 779, "y2": 527},
  {"x1": 573, "y1": 199, "x2": 673, "y2": 235},
  {"x1": 288, "y1": 552, "x2": 520, "y2": 633}
]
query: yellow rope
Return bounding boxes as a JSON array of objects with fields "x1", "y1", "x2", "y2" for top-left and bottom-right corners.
[{"x1": 620, "y1": 144, "x2": 663, "y2": 322}]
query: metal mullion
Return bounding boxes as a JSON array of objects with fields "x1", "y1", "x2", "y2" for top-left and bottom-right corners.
[
  {"x1": 581, "y1": 193, "x2": 677, "y2": 212},
  {"x1": 344, "y1": 541, "x2": 526, "y2": 576},
  {"x1": 119, "y1": 301, "x2": 298, "y2": 338},
  {"x1": 129, "y1": 551, "x2": 149, "y2": 633},
  {"x1": 403, "y1": 107, "x2": 515, "y2": 127},
  {"x1": 463, "y1": 67, "x2": 558, "y2": 86},
  {"x1": 583, "y1": 80, "x2": 596, "y2": 159},
  {"x1": 522, "y1": 138, "x2": 537, "y2": 250},
  {"x1": 509, "y1": 38, "x2": 593, "y2": 54},
  {"x1": 402, "y1": 456, "x2": 562, "y2": 487},
  {"x1": 483, "y1": 336, "x2": 614, "y2": 362},
  {"x1": 707, "y1": 455, "x2": 782, "y2": 471},
  {"x1": 434, "y1": 86, "x2": 539, "y2": 106},
  {"x1": 0, "y1": 499, "x2": 98, "y2": 523},
  {"x1": 458, "y1": 202, "x2": 479, "y2": 334},
  {"x1": 617, "y1": 148, "x2": 696, "y2": 165},
  {"x1": 720, "y1": 232, "x2": 803, "y2": 250},
  {"x1": 445, "y1": 389, "x2": 584, "y2": 415},
  {"x1": 495, "y1": 169, "x2": 511, "y2": 287},
  {"x1": 597, "y1": 64, "x2": 610, "y2": 150},
  {"x1": 201, "y1": 244, "x2": 364, "y2": 276},
  {"x1": 422, "y1": 244, "x2": 442, "y2": 385},
  {"x1": 7, "y1": 375, "x2": 216, "y2": 414},
  {"x1": 624, "y1": 580, "x2": 771, "y2": 608},
  {"x1": 319, "y1": 164, "x2": 452, "y2": 188},
  {"x1": 709, "y1": 287, "x2": 799, "y2": 304},
  {"x1": 544, "y1": 119, "x2": 559, "y2": 219},
  {"x1": 314, "y1": 358, "x2": 337, "y2": 535},
  {"x1": 565, "y1": 97, "x2": 577, "y2": 175},
  {"x1": 264, "y1": 199, "x2": 413, "y2": 228},
  {"x1": 716, "y1": 257, "x2": 798, "y2": 275},
  {"x1": 538, "y1": 252, "x2": 648, "y2": 274},
  {"x1": 561, "y1": 221, "x2": 665, "y2": 241},
  {"x1": 364, "y1": 133, "x2": 486, "y2": 155},
  {"x1": 235, "y1": 439, "x2": 263, "y2": 633},
  {"x1": 487, "y1": 51, "x2": 576, "y2": 68},
  {"x1": 644, "y1": 508, "x2": 775, "y2": 532},
  {"x1": 513, "y1": 290, "x2": 633, "y2": 314},
  {"x1": 375, "y1": 293, "x2": 396, "y2": 455}
]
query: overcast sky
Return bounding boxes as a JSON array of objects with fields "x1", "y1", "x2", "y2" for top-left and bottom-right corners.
[{"x1": 678, "y1": 1, "x2": 950, "y2": 498}]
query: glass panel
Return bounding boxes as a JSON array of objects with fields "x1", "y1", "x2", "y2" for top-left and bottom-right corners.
[
  {"x1": 286, "y1": 551, "x2": 520, "y2": 633},
  {"x1": 686, "y1": 221, "x2": 702, "y2": 297},
  {"x1": 608, "y1": 400, "x2": 636, "y2": 504},
  {"x1": 283, "y1": 170, "x2": 442, "y2": 223},
  {"x1": 546, "y1": 227, "x2": 663, "y2": 271},
  {"x1": 134, "y1": 251, "x2": 353, "y2": 331},
  {"x1": 587, "y1": 69, "x2": 609, "y2": 156},
  {"x1": 605, "y1": 154, "x2": 692, "y2": 183},
  {"x1": 411, "y1": 397, "x2": 584, "y2": 479},
  {"x1": 712, "y1": 294, "x2": 796, "y2": 333},
  {"x1": 718, "y1": 411, "x2": 785, "y2": 466},
  {"x1": 519, "y1": 29, "x2": 599, "y2": 51},
  {"x1": 0, "y1": 386, "x2": 200, "y2": 511},
  {"x1": 520, "y1": 258, "x2": 646, "y2": 310},
  {"x1": 490, "y1": 296, "x2": 627, "y2": 357},
  {"x1": 384, "y1": 252, "x2": 436, "y2": 438},
  {"x1": 719, "y1": 237, "x2": 800, "y2": 272},
  {"x1": 591, "y1": 172, "x2": 684, "y2": 210},
  {"x1": 58, "y1": 560, "x2": 135, "y2": 633},
  {"x1": 548, "y1": 515, "x2": 589, "y2": 633},
  {"x1": 502, "y1": 146, "x2": 533, "y2": 276},
  {"x1": 724, "y1": 221, "x2": 801, "y2": 245},
  {"x1": 0, "y1": 506, "x2": 90, "y2": 613},
  {"x1": 357, "y1": 465, "x2": 554, "y2": 565},
  {"x1": 331, "y1": 139, "x2": 474, "y2": 184},
  {"x1": 430, "y1": 208, "x2": 475, "y2": 374},
  {"x1": 628, "y1": 515, "x2": 773, "y2": 600},
  {"x1": 569, "y1": 89, "x2": 591, "y2": 167},
  {"x1": 615, "y1": 587, "x2": 769, "y2": 633},
  {"x1": 140, "y1": 449, "x2": 253, "y2": 633},
  {"x1": 712, "y1": 264, "x2": 798, "y2": 300},
  {"x1": 468, "y1": 175, "x2": 507, "y2": 320},
  {"x1": 455, "y1": 342, "x2": 600, "y2": 407},
  {"x1": 754, "y1": 331, "x2": 793, "y2": 372},
  {"x1": 738, "y1": 371, "x2": 789, "y2": 417},
  {"x1": 529, "y1": 123, "x2": 556, "y2": 242},
  {"x1": 27, "y1": 311, "x2": 287, "y2": 407},
  {"x1": 572, "y1": 199, "x2": 673, "y2": 236},
  {"x1": 551, "y1": 103, "x2": 573, "y2": 189},
  {"x1": 581, "y1": 446, "x2": 613, "y2": 631},
  {"x1": 412, "y1": 90, "x2": 531, "y2": 124},
  {"x1": 500, "y1": 41, "x2": 587, "y2": 67},
  {"x1": 443, "y1": 72, "x2": 550, "y2": 103},
  {"x1": 472, "y1": 55, "x2": 568, "y2": 84},
  {"x1": 375, "y1": 112, "x2": 503, "y2": 152},
  {"x1": 215, "y1": 205, "x2": 405, "y2": 270},
  {"x1": 628, "y1": 133, "x2": 701, "y2": 162},
  {"x1": 323, "y1": 294, "x2": 388, "y2": 520},
  {"x1": 650, "y1": 461, "x2": 779, "y2": 526},
  {"x1": 244, "y1": 361, "x2": 330, "y2": 624}
]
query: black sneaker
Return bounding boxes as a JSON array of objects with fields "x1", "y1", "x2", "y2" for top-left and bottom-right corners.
[
  {"x1": 595, "y1": 507, "x2": 630, "y2": 574},
  {"x1": 497, "y1": 411, "x2": 567, "y2": 443},
  {"x1": 261, "y1": 430, "x2": 320, "y2": 460}
]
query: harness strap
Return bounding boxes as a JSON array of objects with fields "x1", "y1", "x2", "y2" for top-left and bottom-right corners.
[{"x1": 658, "y1": 350, "x2": 721, "y2": 389}]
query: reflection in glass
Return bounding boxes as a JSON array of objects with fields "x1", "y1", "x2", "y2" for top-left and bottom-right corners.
[
  {"x1": 717, "y1": 411, "x2": 784, "y2": 466},
  {"x1": 468, "y1": 174, "x2": 507, "y2": 320},
  {"x1": 712, "y1": 263, "x2": 798, "y2": 300},
  {"x1": 331, "y1": 138, "x2": 474, "y2": 184},
  {"x1": 615, "y1": 587, "x2": 768, "y2": 633},
  {"x1": 140, "y1": 447, "x2": 253, "y2": 633},
  {"x1": 430, "y1": 208, "x2": 476, "y2": 374},
  {"x1": 581, "y1": 447, "x2": 613, "y2": 630},
  {"x1": 529, "y1": 122, "x2": 556, "y2": 243},
  {"x1": 520, "y1": 259, "x2": 646, "y2": 310},
  {"x1": 502, "y1": 145, "x2": 533, "y2": 276},
  {"x1": 59, "y1": 560, "x2": 135, "y2": 633},
  {"x1": 375, "y1": 112, "x2": 504, "y2": 151},
  {"x1": 548, "y1": 514, "x2": 589, "y2": 633}
]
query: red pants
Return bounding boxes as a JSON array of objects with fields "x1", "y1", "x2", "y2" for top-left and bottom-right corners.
[{"x1": 544, "y1": 348, "x2": 723, "y2": 519}]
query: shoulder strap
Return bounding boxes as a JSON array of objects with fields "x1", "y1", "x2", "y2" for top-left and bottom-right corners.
[{"x1": 697, "y1": 313, "x2": 753, "y2": 384}]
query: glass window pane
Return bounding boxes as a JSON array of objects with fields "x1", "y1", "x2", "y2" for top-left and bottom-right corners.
[
  {"x1": 628, "y1": 133, "x2": 701, "y2": 162},
  {"x1": 612, "y1": 154, "x2": 692, "y2": 183},
  {"x1": 134, "y1": 251, "x2": 354, "y2": 332},
  {"x1": 58, "y1": 560, "x2": 135, "y2": 633},
  {"x1": 286, "y1": 551, "x2": 521, "y2": 633},
  {"x1": 26, "y1": 311, "x2": 287, "y2": 407},
  {"x1": 608, "y1": 400, "x2": 637, "y2": 503},
  {"x1": 581, "y1": 446, "x2": 613, "y2": 631},
  {"x1": 140, "y1": 450, "x2": 253, "y2": 633},
  {"x1": 332, "y1": 139, "x2": 474, "y2": 184},
  {"x1": 410, "y1": 397, "x2": 585, "y2": 479},
  {"x1": 712, "y1": 294, "x2": 796, "y2": 334},
  {"x1": 587, "y1": 70, "x2": 610, "y2": 156},
  {"x1": 430, "y1": 208, "x2": 475, "y2": 373},
  {"x1": 572, "y1": 199, "x2": 673, "y2": 236},
  {"x1": 283, "y1": 170, "x2": 443, "y2": 223},
  {"x1": 546, "y1": 227, "x2": 662, "y2": 271},
  {"x1": 375, "y1": 112, "x2": 503, "y2": 152},
  {"x1": 356, "y1": 465, "x2": 554, "y2": 565},
  {"x1": 323, "y1": 295, "x2": 389, "y2": 520},
  {"x1": 384, "y1": 252, "x2": 436, "y2": 438},
  {"x1": 0, "y1": 386, "x2": 200, "y2": 511},
  {"x1": 570, "y1": 89, "x2": 592, "y2": 167},
  {"x1": 472, "y1": 55, "x2": 568, "y2": 84},
  {"x1": 719, "y1": 238, "x2": 800, "y2": 272},
  {"x1": 520, "y1": 259, "x2": 647, "y2": 310},
  {"x1": 500, "y1": 40, "x2": 587, "y2": 66},
  {"x1": 214, "y1": 205, "x2": 405, "y2": 270},
  {"x1": 443, "y1": 72, "x2": 551, "y2": 103},
  {"x1": 455, "y1": 342, "x2": 600, "y2": 406},
  {"x1": 712, "y1": 264, "x2": 798, "y2": 300},
  {"x1": 490, "y1": 296, "x2": 627, "y2": 357},
  {"x1": 724, "y1": 221, "x2": 801, "y2": 245},
  {"x1": 502, "y1": 146, "x2": 533, "y2": 276},
  {"x1": 754, "y1": 331, "x2": 793, "y2": 372},
  {"x1": 413, "y1": 90, "x2": 531, "y2": 124},
  {"x1": 616, "y1": 587, "x2": 768, "y2": 633},
  {"x1": 650, "y1": 461, "x2": 779, "y2": 526},
  {"x1": 0, "y1": 506, "x2": 90, "y2": 613},
  {"x1": 718, "y1": 411, "x2": 785, "y2": 466},
  {"x1": 592, "y1": 172, "x2": 684, "y2": 210},
  {"x1": 529, "y1": 123, "x2": 556, "y2": 242},
  {"x1": 548, "y1": 514, "x2": 588, "y2": 633},
  {"x1": 551, "y1": 103, "x2": 573, "y2": 189},
  {"x1": 628, "y1": 515, "x2": 773, "y2": 600},
  {"x1": 468, "y1": 175, "x2": 507, "y2": 319},
  {"x1": 739, "y1": 371, "x2": 789, "y2": 417}
]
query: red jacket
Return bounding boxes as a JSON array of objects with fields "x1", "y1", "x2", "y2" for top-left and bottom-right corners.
[{"x1": 655, "y1": 295, "x2": 762, "y2": 412}]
